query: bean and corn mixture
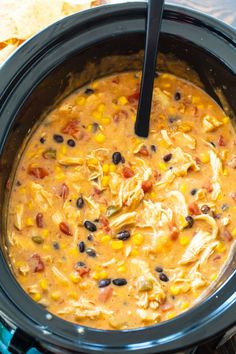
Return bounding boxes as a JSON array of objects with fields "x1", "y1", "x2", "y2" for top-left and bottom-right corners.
[{"x1": 8, "y1": 71, "x2": 236, "y2": 329}]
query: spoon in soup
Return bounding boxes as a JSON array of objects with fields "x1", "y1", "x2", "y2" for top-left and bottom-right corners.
[{"x1": 135, "y1": 0, "x2": 164, "y2": 137}]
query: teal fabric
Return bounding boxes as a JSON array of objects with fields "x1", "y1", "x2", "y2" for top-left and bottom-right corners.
[{"x1": 0, "y1": 323, "x2": 41, "y2": 353}]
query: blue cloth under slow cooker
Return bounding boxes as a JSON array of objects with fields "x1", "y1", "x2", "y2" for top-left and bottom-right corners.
[{"x1": 0, "y1": 323, "x2": 41, "y2": 354}]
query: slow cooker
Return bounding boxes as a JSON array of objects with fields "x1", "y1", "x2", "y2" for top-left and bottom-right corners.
[{"x1": 0, "y1": 2, "x2": 235, "y2": 354}]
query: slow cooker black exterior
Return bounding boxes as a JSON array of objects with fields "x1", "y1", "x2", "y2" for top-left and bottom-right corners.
[{"x1": 0, "y1": 3, "x2": 235, "y2": 354}]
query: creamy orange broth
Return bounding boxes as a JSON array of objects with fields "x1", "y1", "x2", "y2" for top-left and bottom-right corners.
[{"x1": 8, "y1": 72, "x2": 236, "y2": 329}]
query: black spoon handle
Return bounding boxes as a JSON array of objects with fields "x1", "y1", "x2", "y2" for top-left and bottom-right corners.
[{"x1": 135, "y1": 0, "x2": 164, "y2": 137}]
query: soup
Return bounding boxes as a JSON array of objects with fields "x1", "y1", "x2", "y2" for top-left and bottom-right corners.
[{"x1": 8, "y1": 71, "x2": 235, "y2": 329}]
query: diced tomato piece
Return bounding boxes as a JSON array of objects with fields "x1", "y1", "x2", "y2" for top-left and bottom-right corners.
[
  {"x1": 188, "y1": 202, "x2": 201, "y2": 215},
  {"x1": 127, "y1": 91, "x2": 140, "y2": 104},
  {"x1": 28, "y1": 166, "x2": 49, "y2": 179},
  {"x1": 61, "y1": 119, "x2": 80, "y2": 138},
  {"x1": 113, "y1": 110, "x2": 128, "y2": 123},
  {"x1": 122, "y1": 167, "x2": 134, "y2": 178},
  {"x1": 78, "y1": 267, "x2": 90, "y2": 277},
  {"x1": 99, "y1": 216, "x2": 110, "y2": 233},
  {"x1": 59, "y1": 183, "x2": 69, "y2": 201},
  {"x1": 168, "y1": 221, "x2": 179, "y2": 240},
  {"x1": 139, "y1": 145, "x2": 149, "y2": 156},
  {"x1": 230, "y1": 192, "x2": 236, "y2": 201},
  {"x1": 98, "y1": 286, "x2": 113, "y2": 303},
  {"x1": 141, "y1": 180, "x2": 153, "y2": 193},
  {"x1": 202, "y1": 180, "x2": 213, "y2": 193},
  {"x1": 218, "y1": 135, "x2": 226, "y2": 147},
  {"x1": 160, "y1": 303, "x2": 174, "y2": 312},
  {"x1": 30, "y1": 254, "x2": 44, "y2": 272},
  {"x1": 36, "y1": 213, "x2": 44, "y2": 228},
  {"x1": 222, "y1": 229, "x2": 233, "y2": 242},
  {"x1": 59, "y1": 222, "x2": 72, "y2": 236}
]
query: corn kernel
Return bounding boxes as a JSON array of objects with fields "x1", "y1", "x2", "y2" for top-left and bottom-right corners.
[
  {"x1": 223, "y1": 116, "x2": 229, "y2": 124},
  {"x1": 215, "y1": 242, "x2": 226, "y2": 253},
  {"x1": 131, "y1": 248, "x2": 139, "y2": 257},
  {"x1": 100, "y1": 205, "x2": 107, "y2": 213},
  {"x1": 43, "y1": 245, "x2": 50, "y2": 251},
  {"x1": 27, "y1": 202, "x2": 33, "y2": 210},
  {"x1": 131, "y1": 114, "x2": 136, "y2": 122},
  {"x1": 210, "y1": 273, "x2": 217, "y2": 281},
  {"x1": 92, "y1": 81, "x2": 98, "y2": 89},
  {"x1": 59, "y1": 145, "x2": 67, "y2": 155},
  {"x1": 92, "y1": 110, "x2": 102, "y2": 120},
  {"x1": 109, "y1": 164, "x2": 116, "y2": 172},
  {"x1": 111, "y1": 240, "x2": 124, "y2": 250},
  {"x1": 180, "y1": 183, "x2": 187, "y2": 194},
  {"x1": 169, "y1": 286, "x2": 180, "y2": 296},
  {"x1": 200, "y1": 153, "x2": 210, "y2": 164},
  {"x1": 231, "y1": 228, "x2": 236, "y2": 238},
  {"x1": 102, "y1": 164, "x2": 110, "y2": 174},
  {"x1": 180, "y1": 302, "x2": 190, "y2": 310},
  {"x1": 217, "y1": 192, "x2": 223, "y2": 201},
  {"x1": 98, "y1": 103, "x2": 105, "y2": 113},
  {"x1": 68, "y1": 292, "x2": 77, "y2": 299},
  {"x1": 179, "y1": 235, "x2": 190, "y2": 246},
  {"x1": 68, "y1": 247, "x2": 78, "y2": 256},
  {"x1": 39, "y1": 279, "x2": 48, "y2": 291},
  {"x1": 132, "y1": 233, "x2": 144, "y2": 246},
  {"x1": 32, "y1": 293, "x2": 41, "y2": 302},
  {"x1": 95, "y1": 133, "x2": 105, "y2": 144},
  {"x1": 102, "y1": 176, "x2": 110, "y2": 187},
  {"x1": 118, "y1": 96, "x2": 128, "y2": 105},
  {"x1": 166, "y1": 312, "x2": 176, "y2": 320},
  {"x1": 69, "y1": 272, "x2": 81, "y2": 284},
  {"x1": 101, "y1": 117, "x2": 111, "y2": 125},
  {"x1": 41, "y1": 229, "x2": 49, "y2": 238},
  {"x1": 101, "y1": 235, "x2": 111, "y2": 243},
  {"x1": 87, "y1": 158, "x2": 98, "y2": 167},
  {"x1": 87, "y1": 124, "x2": 93, "y2": 132},
  {"x1": 158, "y1": 161, "x2": 168, "y2": 171},
  {"x1": 25, "y1": 217, "x2": 34, "y2": 226},
  {"x1": 76, "y1": 96, "x2": 86, "y2": 106},
  {"x1": 60, "y1": 242, "x2": 66, "y2": 250},
  {"x1": 223, "y1": 169, "x2": 229, "y2": 176},
  {"x1": 150, "y1": 192, "x2": 157, "y2": 199},
  {"x1": 197, "y1": 104, "x2": 204, "y2": 110},
  {"x1": 192, "y1": 96, "x2": 200, "y2": 104},
  {"x1": 99, "y1": 270, "x2": 108, "y2": 279},
  {"x1": 51, "y1": 292, "x2": 60, "y2": 301},
  {"x1": 92, "y1": 271, "x2": 100, "y2": 280},
  {"x1": 118, "y1": 265, "x2": 126, "y2": 273},
  {"x1": 179, "y1": 123, "x2": 192, "y2": 133}
]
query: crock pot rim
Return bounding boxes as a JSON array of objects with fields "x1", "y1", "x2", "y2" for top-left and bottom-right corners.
[{"x1": 0, "y1": 2, "x2": 235, "y2": 353}]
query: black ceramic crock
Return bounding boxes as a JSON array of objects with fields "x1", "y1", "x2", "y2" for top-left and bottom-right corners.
[{"x1": 0, "y1": 2, "x2": 235, "y2": 354}]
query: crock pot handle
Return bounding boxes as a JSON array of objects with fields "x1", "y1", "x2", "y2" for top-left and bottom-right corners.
[{"x1": 8, "y1": 328, "x2": 40, "y2": 354}]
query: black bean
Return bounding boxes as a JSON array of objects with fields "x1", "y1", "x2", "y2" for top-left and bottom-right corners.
[
  {"x1": 112, "y1": 278, "x2": 127, "y2": 286},
  {"x1": 76, "y1": 197, "x2": 84, "y2": 209},
  {"x1": 52, "y1": 242, "x2": 60, "y2": 250},
  {"x1": 67, "y1": 139, "x2": 76, "y2": 147},
  {"x1": 92, "y1": 122, "x2": 99, "y2": 133},
  {"x1": 185, "y1": 215, "x2": 194, "y2": 228},
  {"x1": 154, "y1": 71, "x2": 159, "y2": 78},
  {"x1": 210, "y1": 141, "x2": 216, "y2": 148},
  {"x1": 84, "y1": 220, "x2": 97, "y2": 232},
  {"x1": 84, "y1": 88, "x2": 95, "y2": 95},
  {"x1": 40, "y1": 137, "x2": 45, "y2": 144},
  {"x1": 221, "y1": 203, "x2": 229, "y2": 211},
  {"x1": 163, "y1": 153, "x2": 172, "y2": 162},
  {"x1": 191, "y1": 188, "x2": 198, "y2": 196},
  {"x1": 159, "y1": 273, "x2": 169, "y2": 282},
  {"x1": 174, "y1": 92, "x2": 181, "y2": 101},
  {"x1": 201, "y1": 205, "x2": 210, "y2": 214},
  {"x1": 87, "y1": 234, "x2": 93, "y2": 241},
  {"x1": 121, "y1": 156, "x2": 125, "y2": 164},
  {"x1": 76, "y1": 261, "x2": 85, "y2": 267},
  {"x1": 98, "y1": 279, "x2": 111, "y2": 288},
  {"x1": 53, "y1": 134, "x2": 64, "y2": 143},
  {"x1": 79, "y1": 241, "x2": 85, "y2": 253},
  {"x1": 151, "y1": 145, "x2": 157, "y2": 152},
  {"x1": 155, "y1": 266, "x2": 163, "y2": 273},
  {"x1": 16, "y1": 181, "x2": 21, "y2": 187},
  {"x1": 117, "y1": 230, "x2": 130, "y2": 241},
  {"x1": 86, "y1": 248, "x2": 96, "y2": 257},
  {"x1": 168, "y1": 116, "x2": 179, "y2": 124},
  {"x1": 112, "y1": 152, "x2": 122, "y2": 165}
]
